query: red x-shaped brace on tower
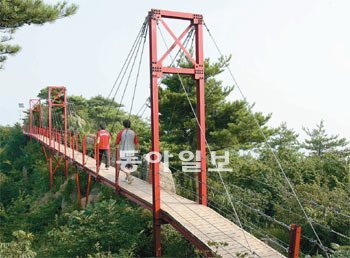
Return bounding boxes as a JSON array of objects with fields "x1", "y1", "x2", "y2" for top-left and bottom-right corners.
[{"x1": 149, "y1": 9, "x2": 204, "y2": 80}]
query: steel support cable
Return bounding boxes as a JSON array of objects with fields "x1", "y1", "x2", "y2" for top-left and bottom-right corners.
[
  {"x1": 66, "y1": 99, "x2": 103, "y2": 164},
  {"x1": 51, "y1": 109, "x2": 57, "y2": 129},
  {"x1": 68, "y1": 101, "x2": 95, "y2": 162},
  {"x1": 202, "y1": 21, "x2": 330, "y2": 257},
  {"x1": 223, "y1": 166, "x2": 348, "y2": 249},
  {"x1": 242, "y1": 222, "x2": 289, "y2": 253},
  {"x1": 155, "y1": 177, "x2": 268, "y2": 258},
  {"x1": 141, "y1": 174, "x2": 253, "y2": 258},
  {"x1": 193, "y1": 169, "x2": 350, "y2": 248},
  {"x1": 55, "y1": 111, "x2": 63, "y2": 132},
  {"x1": 223, "y1": 180, "x2": 350, "y2": 241},
  {"x1": 272, "y1": 203, "x2": 350, "y2": 241},
  {"x1": 241, "y1": 175, "x2": 350, "y2": 219},
  {"x1": 107, "y1": 17, "x2": 149, "y2": 100},
  {"x1": 134, "y1": 25, "x2": 195, "y2": 123},
  {"x1": 206, "y1": 199, "x2": 290, "y2": 250},
  {"x1": 32, "y1": 115, "x2": 36, "y2": 130},
  {"x1": 57, "y1": 108, "x2": 64, "y2": 131},
  {"x1": 114, "y1": 173, "x2": 235, "y2": 257},
  {"x1": 132, "y1": 25, "x2": 195, "y2": 124},
  {"x1": 231, "y1": 175, "x2": 350, "y2": 240},
  {"x1": 136, "y1": 100, "x2": 147, "y2": 116},
  {"x1": 44, "y1": 105, "x2": 49, "y2": 128},
  {"x1": 207, "y1": 197, "x2": 316, "y2": 255},
  {"x1": 110, "y1": 23, "x2": 148, "y2": 132},
  {"x1": 163, "y1": 28, "x2": 195, "y2": 134},
  {"x1": 146, "y1": 163, "x2": 259, "y2": 256},
  {"x1": 169, "y1": 166, "x2": 292, "y2": 232},
  {"x1": 120, "y1": 24, "x2": 149, "y2": 151},
  {"x1": 110, "y1": 32, "x2": 144, "y2": 102},
  {"x1": 111, "y1": 21, "x2": 148, "y2": 102},
  {"x1": 247, "y1": 231, "x2": 289, "y2": 252},
  {"x1": 52, "y1": 110, "x2": 61, "y2": 131},
  {"x1": 102, "y1": 21, "x2": 146, "y2": 134},
  {"x1": 308, "y1": 201, "x2": 350, "y2": 219},
  {"x1": 68, "y1": 101, "x2": 77, "y2": 116},
  {"x1": 302, "y1": 192, "x2": 350, "y2": 216},
  {"x1": 139, "y1": 104, "x2": 148, "y2": 119},
  {"x1": 156, "y1": 24, "x2": 255, "y2": 256},
  {"x1": 168, "y1": 169, "x2": 290, "y2": 233},
  {"x1": 128, "y1": 24, "x2": 149, "y2": 118}
]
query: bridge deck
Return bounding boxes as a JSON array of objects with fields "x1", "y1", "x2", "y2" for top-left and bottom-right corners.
[{"x1": 27, "y1": 132, "x2": 285, "y2": 258}]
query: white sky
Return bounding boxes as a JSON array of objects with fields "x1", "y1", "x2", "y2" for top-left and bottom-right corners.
[{"x1": 1, "y1": 0, "x2": 349, "y2": 141}]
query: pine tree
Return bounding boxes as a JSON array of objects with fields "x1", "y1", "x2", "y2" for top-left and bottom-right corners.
[
  {"x1": 159, "y1": 55, "x2": 272, "y2": 152},
  {"x1": 0, "y1": 0, "x2": 78, "y2": 68},
  {"x1": 302, "y1": 120, "x2": 348, "y2": 156}
]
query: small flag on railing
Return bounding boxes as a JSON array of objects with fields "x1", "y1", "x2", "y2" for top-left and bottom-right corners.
[{"x1": 18, "y1": 103, "x2": 24, "y2": 108}]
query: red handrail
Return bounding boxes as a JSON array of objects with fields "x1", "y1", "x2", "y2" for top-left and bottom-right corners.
[
  {"x1": 115, "y1": 147, "x2": 120, "y2": 192},
  {"x1": 94, "y1": 137, "x2": 99, "y2": 175},
  {"x1": 82, "y1": 135, "x2": 86, "y2": 165}
]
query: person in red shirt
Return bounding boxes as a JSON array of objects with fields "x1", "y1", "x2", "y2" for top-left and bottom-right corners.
[{"x1": 96, "y1": 123, "x2": 111, "y2": 169}]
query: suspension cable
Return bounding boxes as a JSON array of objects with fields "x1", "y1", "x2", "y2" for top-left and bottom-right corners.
[
  {"x1": 128, "y1": 24, "x2": 149, "y2": 118},
  {"x1": 110, "y1": 22, "x2": 149, "y2": 132},
  {"x1": 108, "y1": 17, "x2": 149, "y2": 100},
  {"x1": 202, "y1": 20, "x2": 330, "y2": 257},
  {"x1": 157, "y1": 23, "x2": 254, "y2": 255}
]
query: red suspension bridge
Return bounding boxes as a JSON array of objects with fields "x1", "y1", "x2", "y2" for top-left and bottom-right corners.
[{"x1": 22, "y1": 9, "x2": 343, "y2": 258}]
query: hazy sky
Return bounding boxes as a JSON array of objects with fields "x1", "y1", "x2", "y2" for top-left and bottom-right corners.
[{"x1": 1, "y1": 0, "x2": 349, "y2": 140}]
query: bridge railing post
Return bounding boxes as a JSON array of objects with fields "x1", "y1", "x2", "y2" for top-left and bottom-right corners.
[
  {"x1": 72, "y1": 133, "x2": 75, "y2": 161},
  {"x1": 115, "y1": 147, "x2": 120, "y2": 192},
  {"x1": 58, "y1": 132, "x2": 61, "y2": 153},
  {"x1": 75, "y1": 166, "x2": 82, "y2": 208},
  {"x1": 53, "y1": 129, "x2": 55, "y2": 149},
  {"x1": 82, "y1": 135, "x2": 86, "y2": 165},
  {"x1": 288, "y1": 224, "x2": 301, "y2": 258},
  {"x1": 56, "y1": 130, "x2": 58, "y2": 149},
  {"x1": 64, "y1": 129, "x2": 67, "y2": 157},
  {"x1": 94, "y1": 136, "x2": 100, "y2": 175},
  {"x1": 76, "y1": 134, "x2": 79, "y2": 152}
]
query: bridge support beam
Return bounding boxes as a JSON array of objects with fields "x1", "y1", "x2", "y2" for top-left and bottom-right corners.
[
  {"x1": 65, "y1": 159, "x2": 69, "y2": 178},
  {"x1": 148, "y1": 9, "x2": 207, "y2": 257},
  {"x1": 29, "y1": 99, "x2": 42, "y2": 135},
  {"x1": 85, "y1": 174, "x2": 92, "y2": 208},
  {"x1": 74, "y1": 166, "x2": 93, "y2": 208},
  {"x1": 47, "y1": 86, "x2": 67, "y2": 189},
  {"x1": 75, "y1": 167, "x2": 82, "y2": 208},
  {"x1": 288, "y1": 224, "x2": 301, "y2": 258},
  {"x1": 149, "y1": 12, "x2": 162, "y2": 257},
  {"x1": 49, "y1": 153, "x2": 53, "y2": 189}
]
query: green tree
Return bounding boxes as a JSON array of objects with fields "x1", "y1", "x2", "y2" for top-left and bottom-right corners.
[
  {"x1": 159, "y1": 56, "x2": 272, "y2": 152},
  {"x1": 302, "y1": 120, "x2": 348, "y2": 156},
  {"x1": 0, "y1": 0, "x2": 78, "y2": 69},
  {"x1": 0, "y1": 230, "x2": 36, "y2": 258},
  {"x1": 46, "y1": 199, "x2": 153, "y2": 257}
]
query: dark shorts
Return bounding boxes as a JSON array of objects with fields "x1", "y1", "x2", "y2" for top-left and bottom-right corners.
[{"x1": 99, "y1": 149, "x2": 110, "y2": 166}]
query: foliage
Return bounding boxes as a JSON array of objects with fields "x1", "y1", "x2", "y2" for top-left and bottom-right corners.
[
  {"x1": 45, "y1": 199, "x2": 153, "y2": 257},
  {"x1": 0, "y1": 0, "x2": 78, "y2": 69},
  {"x1": 302, "y1": 120, "x2": 348, "y2": 156},
  {"x1": 1, "y1": 55, "x2": 350, "y2": 257},
  {"x1": 0, "y1": 124, "x2": 195, "y2": 257},
  {"x1": 159, "y1": 56, "x2": 273, "y2": 151},
  {"x1": 0, "y1": 230, "x2": 36, "y2": 258}
]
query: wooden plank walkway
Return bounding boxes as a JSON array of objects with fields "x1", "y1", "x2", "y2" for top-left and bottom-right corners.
[{"x1": 28, "y1": 132, "x2": 285, "y2": 258}]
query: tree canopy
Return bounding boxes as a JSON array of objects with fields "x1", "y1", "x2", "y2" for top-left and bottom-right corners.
[
  {"x1": 0, "y1": 55, "x2": 349, "y2": 257},
  {"x1": 0, "y1": 0, "x2": 78, "y2": 69},
  {"x1": 302, "y1": 120, "x2": 348, "y2": 156}
]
